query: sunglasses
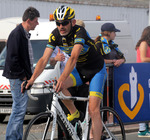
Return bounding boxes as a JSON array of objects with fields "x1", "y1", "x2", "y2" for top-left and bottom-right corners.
[{"x1": 56, "y1": 21, "x2": 70, "y2": 26}]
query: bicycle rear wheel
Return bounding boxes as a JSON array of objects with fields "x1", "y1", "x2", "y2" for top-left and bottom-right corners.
[
  {"x1": 101, "y1": 106, "x2": 126, "y2": 140},
  {"x1": 23, "y1": 112, "x2": 69, "y2": 140}
]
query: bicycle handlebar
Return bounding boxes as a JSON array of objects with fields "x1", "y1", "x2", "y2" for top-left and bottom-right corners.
[
  {"x1": 22, "y1": 80, "x2": 38, "y2": 101},
  {"x1": 32, "y1": 82, "x2": 89, "y2": 102},
  {"x1": 27, "y1": 91, "x2": 38, "y2": 101}
]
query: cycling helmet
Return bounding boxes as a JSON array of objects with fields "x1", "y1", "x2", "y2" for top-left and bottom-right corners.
[{"x1": 53, "y1": 5, "x2": 75, "y2": 21}]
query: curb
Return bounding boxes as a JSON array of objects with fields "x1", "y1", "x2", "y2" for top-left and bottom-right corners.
[{"x1": 124, "y1": 123, "x2": 139, "y2": 134}]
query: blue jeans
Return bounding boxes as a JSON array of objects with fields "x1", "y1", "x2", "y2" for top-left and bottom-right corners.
[{"x1": 6, "y1": 79, "x2": 28, "y2": 140}]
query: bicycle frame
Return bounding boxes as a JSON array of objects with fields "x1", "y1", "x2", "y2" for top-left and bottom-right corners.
[{"x1": 48, "y1": 90, "x2": 90, "y2": 140}]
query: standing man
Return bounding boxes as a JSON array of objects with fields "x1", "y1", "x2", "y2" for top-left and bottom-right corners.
[
  {"x1": 24, "y1": 5, "x2": 107, "y2": 140},
  {"x1": 3, "y1": 7, "x2": 40, "y2": 140}
]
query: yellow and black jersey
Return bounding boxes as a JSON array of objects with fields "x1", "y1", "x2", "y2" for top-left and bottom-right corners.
[
  {"x1": 47, "y1": 25, "x2": 104, "y2": 81},
  {"x1": 95, "y1": 37, "x2": 124, "y2": 60}
]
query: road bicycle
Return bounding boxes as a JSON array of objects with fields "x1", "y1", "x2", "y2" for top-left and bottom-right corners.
[{"x1": 23, "y1": 81, "x2": 126, "y2": 140}]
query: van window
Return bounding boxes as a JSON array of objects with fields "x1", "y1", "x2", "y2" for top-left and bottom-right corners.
[
  {"x1": 0, "y1": 40, "x2": 54, "y2": 69},
  {"x1": 32, "y1": 40, "x2": 47, "y2": 64},
  {"x1": 0, "y1": 47, "x2": 6, "y2": 69}
]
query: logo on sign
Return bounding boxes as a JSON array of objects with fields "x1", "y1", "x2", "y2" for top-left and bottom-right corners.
[{"x1": 118, "y1": 66, "x2": 144, "y2": 119}]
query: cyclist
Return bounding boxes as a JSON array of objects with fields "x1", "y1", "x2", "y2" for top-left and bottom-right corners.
[
  {"x1": 23, "y1": 5, "x2": 107, "y2": 140},
  {"x1": 50, "y1": 20, "x2": 88, "y2": 139}
]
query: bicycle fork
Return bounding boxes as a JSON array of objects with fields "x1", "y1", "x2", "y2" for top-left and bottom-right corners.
[
  {"x1": 49, "y1": 94, "x2": 58, "y2": 140},
  {"x1": 41, "y1": 113, "x2": 54, "y2": 140},
  {"x1": 81, "y1": 101, "x2": 90, "y2": 140}
]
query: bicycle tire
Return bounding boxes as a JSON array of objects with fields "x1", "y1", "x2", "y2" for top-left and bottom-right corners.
[
  {"x1": 100, "y1": 106, "x2": 126, "y2": 140},
  {"x1": 23, "y1": 112, "x2": 69, "y2": 140}
]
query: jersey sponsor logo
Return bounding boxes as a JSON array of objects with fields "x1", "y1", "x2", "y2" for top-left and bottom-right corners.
[
  {"x1": 74, "y1": 38, "x2": 84, "y2": 44},
  {"x1": 59, "y1": 46, "x2": 73, "y2": 55},
  {"x1": 49, "y1": 34, "x2": 55, "y2": 42}
]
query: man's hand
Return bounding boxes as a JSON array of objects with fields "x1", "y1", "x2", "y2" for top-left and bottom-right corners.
[
  {"x1": 55, "y1": 48, "x2": 65, "y2": 62},
  {"x1": 54, "y1": 79, "x2": 64, "y2": 92},
  {"x1": 21, "y1": 80, "x2": 33, "y2": 93},
  {"x1": 113, "y1": 59, "x2": 125, "y2": 67}
]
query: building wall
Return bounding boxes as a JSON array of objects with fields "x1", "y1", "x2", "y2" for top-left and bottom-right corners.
[
  {"x1": 38, "y1": 0, "x2": 149, "y2": 8},
  {"x1": 0, "y1": 0, "x2": 148, "y2": 46}
]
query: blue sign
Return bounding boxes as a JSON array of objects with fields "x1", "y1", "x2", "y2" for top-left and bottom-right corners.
[{"x1": 114, "y1": 63, "x2": 150, "y2": 123}]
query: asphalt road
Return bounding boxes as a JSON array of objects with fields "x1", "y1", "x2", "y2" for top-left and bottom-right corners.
[
  {"x1": 0, "y1": 115, "x2": 34, "y2": 140},
  {"x1": 0, "y1": 115, "x2": 150, "y2": 140}
]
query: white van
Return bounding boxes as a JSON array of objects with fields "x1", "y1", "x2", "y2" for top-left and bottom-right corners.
[{"x1": 0, "y1": 18, "x2": 135, "y2": 122}]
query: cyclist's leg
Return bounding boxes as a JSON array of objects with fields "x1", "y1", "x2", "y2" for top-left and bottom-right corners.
[
  {"x1": 89, "y1": 96, "x2": 102, "y2": 140},
  {"x1": 89, "y1": 64, "x2": 107, "y2": 140},
  {"x1": 74, "y1": 84, "x2": 89, "y2": 116},
  {"x1": 58, "y1": 87, "x2": 78, "y2": 139},
  {"x1": 61, "y1": 67, "x2": 83, "y2": 120}
]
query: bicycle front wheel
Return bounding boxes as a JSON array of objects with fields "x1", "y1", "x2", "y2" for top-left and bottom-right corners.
[
  {"x1": 101, "y1": 107, "x2": 126, "y2": 140},
  {"x1": 23, "y1": 112, "x2": 69, "y2": 140}
]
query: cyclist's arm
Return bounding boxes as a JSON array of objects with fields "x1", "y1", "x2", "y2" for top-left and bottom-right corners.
[
  {"x1": 104, "y1": 59, "x2": 115, "y2": 64},
  {"x1": 50, "y1": 57, "x2": 57, "y2": 66},
  {"x1": 24, "y1": 47, "x2": 54, "y2": 90},
  {"x1": 113, "y1": 59, "x2": 125, "y2": 67},
  {"x1": 104, "y1": 58, "x2": 125, "y2": 67},
  {"x1": 55, "y1": 44, "x2": 83, "y2": 92}
]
